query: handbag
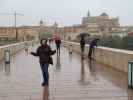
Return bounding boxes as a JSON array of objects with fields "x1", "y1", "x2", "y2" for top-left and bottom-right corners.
[{"x1": 49, "y1": 56, "x2": 53, "y2": 65}]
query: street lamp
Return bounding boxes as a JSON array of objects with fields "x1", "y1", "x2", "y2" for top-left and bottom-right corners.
[
  {"x1": 128, "y1": 61, "x2": 133, "y2": 88},
  {"x1": 39, "y1": 20, "x2": 44, "y2": 40},
  {"x1": 14, "y1": 12, "x2": 24, "y2": 40},
  {"x1": 4, "y1": 48, "x2": 10, "y2": 64},
  {"x1": 0, "y1": 12, "x2": 24, "y2": 40}
]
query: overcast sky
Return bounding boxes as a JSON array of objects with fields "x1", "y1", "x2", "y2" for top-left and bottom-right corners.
[{"x1": 0, "y1": 0, "x2": 133, "y2": 26}]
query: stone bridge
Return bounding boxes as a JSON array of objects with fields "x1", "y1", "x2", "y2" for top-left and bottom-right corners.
[{"x1": 0, "y1": 41, "x2": 132, "y2": 100}]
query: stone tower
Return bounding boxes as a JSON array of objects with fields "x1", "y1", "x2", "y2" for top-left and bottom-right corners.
[
  {"x1": 87, "y1": 10, "x2": 90, "y2": 17},
  {"x1": 53, "y1": 21, "x2": 58, "y2": 28},
  {"x1": 39, "y1": 20, "x2": 43, "y2": 26}
]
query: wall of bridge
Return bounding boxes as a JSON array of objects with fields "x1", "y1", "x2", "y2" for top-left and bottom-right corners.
[
  {"x1": 63, "y1": 41, "x2": 133, "y2": 73},
  {"x1": 0, "y1": 41, "x2": 37, "y2": 61}
]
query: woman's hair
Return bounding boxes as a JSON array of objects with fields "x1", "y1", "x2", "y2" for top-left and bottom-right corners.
[{"x1": 40, "y1": 38, "x2": 47, "y2": 45}]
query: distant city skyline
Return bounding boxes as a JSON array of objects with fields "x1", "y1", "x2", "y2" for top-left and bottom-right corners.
[{"x1": 0, "y1": 0, "x2": 133, "y2": 26}]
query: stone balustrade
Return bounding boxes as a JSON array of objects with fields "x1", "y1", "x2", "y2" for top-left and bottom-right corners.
[
  {"x1": 63, "y1": 41, "x2": 133, "y2": 73},
  {"x1": 0, "y1": 41, "x2": 37, "y2": 61}
]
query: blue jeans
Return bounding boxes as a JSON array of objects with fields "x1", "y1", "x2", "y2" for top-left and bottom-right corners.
[{"x1": 40, "y1": 63, "x2": 49, "y2": 86}]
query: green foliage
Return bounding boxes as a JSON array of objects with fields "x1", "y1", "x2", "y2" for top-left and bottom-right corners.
[
  {"x1": 99, "y1": 35, "x2": 122, "y2": 48},
  {"x1": 76, "y1": 35, "x2": 133, "y2": 51},
  {"x1": 122, "y1": 36, "x2": 133, "y2": 50},
  {"x1": 91, "y1": 35, "x2": 133, "y2": 51}
]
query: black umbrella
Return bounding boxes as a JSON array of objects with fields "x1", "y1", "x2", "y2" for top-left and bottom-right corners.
[{"x1": 80, "y1": 33, "x2": 90, "y2": 39}]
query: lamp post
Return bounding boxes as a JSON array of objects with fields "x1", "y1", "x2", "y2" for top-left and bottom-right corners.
[
  {"x1": 128, "y1": 61, "x2": 133, "y2": 88},
  {"x1": 23, "y1": 27, "x2": 25, "y2": 42},
  {"x1": 14, "y1": 12, "x2": 24, "y2": 41},
  {"x1": 0, "y1": 12, "x2": 24, "y2": 40},
  {"x1": 39, "y1": 20, "x2": 44, "y2": 40},
  {"x1": 4, "y1": 48, "x2": 10, "y2": 64}
]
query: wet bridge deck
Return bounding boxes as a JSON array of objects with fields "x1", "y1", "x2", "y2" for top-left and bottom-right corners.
[{"x1": 0, "y1": 45, "x2": 132, "y2": 100}]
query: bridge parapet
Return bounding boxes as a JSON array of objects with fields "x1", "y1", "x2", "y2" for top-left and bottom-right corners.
[
  {"x1": 63, "y1": 41, "x2": 133, "y2": 73},
  {"x1": 0, "y1": 40, "x2": 37, "y2": 61}
]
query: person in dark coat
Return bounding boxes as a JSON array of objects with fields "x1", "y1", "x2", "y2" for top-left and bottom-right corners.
[
  {"x1": 31, "y1": 38, "x2": 56, "y2": 87},
  {"x1": 80, "y1": 37, "x2": 85, "y2": 54},
  {"x1": 55, "y1": 38, "x2": 61, "y2": 54},
  {"x1": 88, "y1": 38, "x2": 100, "y2": 60},
  {"x1": 24, "y1": 42, "x2": 29, "y2": 54}
]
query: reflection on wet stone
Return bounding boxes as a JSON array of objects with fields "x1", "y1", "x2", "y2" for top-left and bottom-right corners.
[
  {"x1": 56, "y1": 54, "x2": 60, "y2": 64},
  {"x1": 42, "y1": 87, "x2": 49, "y2": 100},
  {"x1": 80, "y1": 58, "x2": 85, "y2": 84},
  {"x1": 69, "y1": 53, "x2": 72, "y2": 63},
  {"x1": 5, "y1": 63, "x2": 10, "y2": 76},
  {"x1": 78, "y1": 57, "x2": 90, "y2": 86},
  {"x1": 0, "y1": 46, "x2": 133, "y2": 100},
  {"x1": 88, "y1": 60, "x2": 98, "y2": 81},
  {"x1": 56, "y1": 53, "x2": 61, "y2": 70},
  {"x1": 0, "y1": 62, "x2": 4, "y2": 72}
]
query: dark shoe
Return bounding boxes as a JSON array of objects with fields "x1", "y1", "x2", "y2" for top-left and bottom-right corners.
[
  {"x1": 42, "y1": 82, "x2": 45, "y2": 86},
  {"x1": 42, "y1": 82, "x2": 49, "y2": 87}
]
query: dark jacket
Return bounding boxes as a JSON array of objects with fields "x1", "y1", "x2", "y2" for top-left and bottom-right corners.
[
  {"x1": 31, "y1": 45, "x2": 56, "y2": 65},
  {"x1": 89, "y1": 39, "x2": 99, "y2": 48},
  {"x1": 55, "y1": 39, "x2": 61, "y2": 48},
  {"x1": 80, "y1": 39, "x2": 85, "y2": 48}
]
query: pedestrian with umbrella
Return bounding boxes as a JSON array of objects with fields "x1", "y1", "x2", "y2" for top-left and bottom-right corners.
[
  {"x1": 88, "y1": 38, "x2": 100, "y2": 61},
  {"x1": 55, "y1": 36, "x2": 61, "y2": 55},
  {"x1": 79, "y1": 33, "x2": 90, "y2": 56}
]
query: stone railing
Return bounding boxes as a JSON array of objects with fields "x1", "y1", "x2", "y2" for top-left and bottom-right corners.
[
  {"x1": 63, "y1": 41, "x2": 133, "y2": 73},
  {"x1": 0, "y1": 41, "x2": 37, "y2": 61}
]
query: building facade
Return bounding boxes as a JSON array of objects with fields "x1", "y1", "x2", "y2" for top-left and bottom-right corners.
[
  {"x1": 0, "y1": 11, "x2": 130, "y2": 41},
  {"x1": 56, "y1": 11, "x2": 123, "y2": 40},
  {"x1": 82, "y1": 11, "x2": 120, "y2": 35}
]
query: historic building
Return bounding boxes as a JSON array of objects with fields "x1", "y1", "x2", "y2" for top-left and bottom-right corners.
[
  {"x1": 0, "y1": 26, "x2": 40, "y2": 41},
  {"x1": 56, "y1": 11, "x2": 124, "y2": 40},
  {"x1": 82, "y1": 11, "x2": 121, "y2": 35},
  {"x1": 0, "y1": 27, "x2": 16, "y2": 38},
  {"x1": 0, "y1": 11, "x2": 129, "y2": 41},
  {"x1": 57, "y1": 25, "x2": 84, "y2": 40}
]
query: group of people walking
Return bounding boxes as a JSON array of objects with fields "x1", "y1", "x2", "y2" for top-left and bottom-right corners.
[
  {"x1": 30, "y1": 37, "x2": 98, "y2": 87},
  {"x1": 29, "y1": 36, "x2": 98, "y2": 100},
  {"x1": 80, "y1": 37, "x2": 100, "y2": 60}
]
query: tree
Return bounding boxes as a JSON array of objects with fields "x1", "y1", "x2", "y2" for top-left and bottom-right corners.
[{"x1": 122, "y1": 36, "x2": 133, "y2": 50}]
